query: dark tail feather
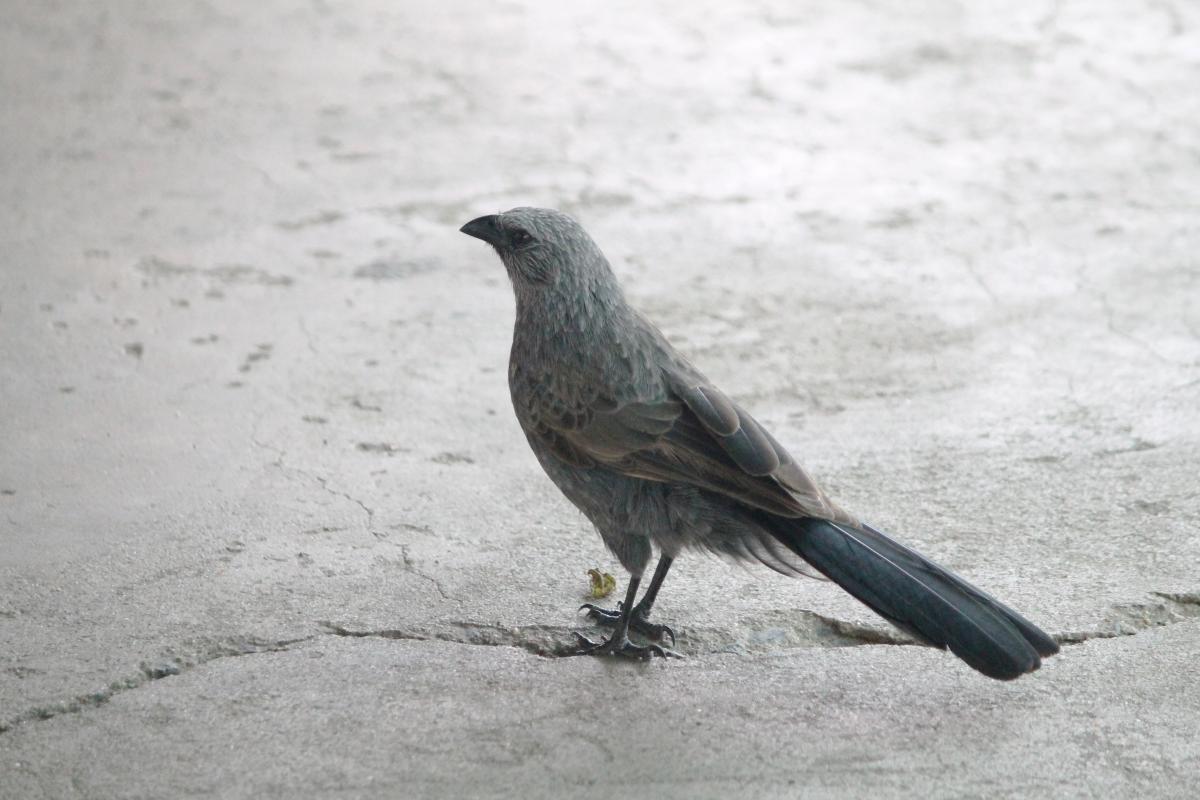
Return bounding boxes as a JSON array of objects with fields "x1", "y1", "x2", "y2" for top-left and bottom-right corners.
[{"x1": 769, "y1": 517, "x2": 1059, "y2": 680}]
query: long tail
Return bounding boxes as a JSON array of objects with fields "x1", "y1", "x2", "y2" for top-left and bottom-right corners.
[{"x1": 768, "y1": 517, "x2": 1059, "y2": 680}]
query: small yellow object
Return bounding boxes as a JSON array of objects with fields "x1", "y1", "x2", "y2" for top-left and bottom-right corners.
[{"x1": 587, "y1": 569, "x2": 617, "y2": 599}]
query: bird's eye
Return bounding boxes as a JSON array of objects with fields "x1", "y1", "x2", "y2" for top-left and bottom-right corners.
[{"x1": 511, "y1": 229, "x2": 533, "y2": 247}]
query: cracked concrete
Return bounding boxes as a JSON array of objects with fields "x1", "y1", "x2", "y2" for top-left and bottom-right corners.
[
  {"x1": 2, "y1": 0, "x2": 1199, "y2": 797},
  {"x1": 320, "y1": 589, "x2": 1200, "y2": 660},
  {"x1": 6, "y1": 585, "x2": 1192, "y2": 739},
  {"x1": 5, "y1": 627, "x2": 1200, "y2": 799},
  {"x1": 0, "y1": 635, "x2": 315, "y2": 735}
]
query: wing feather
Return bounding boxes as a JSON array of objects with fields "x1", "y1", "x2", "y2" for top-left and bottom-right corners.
[{"x1": 533, "y1": 366, "x2": 849, "y2": 523}]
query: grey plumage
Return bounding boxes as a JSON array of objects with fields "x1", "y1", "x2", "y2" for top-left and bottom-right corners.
[{"x1": 461, "y1": 207, "x2": 1058, "y2": 679}]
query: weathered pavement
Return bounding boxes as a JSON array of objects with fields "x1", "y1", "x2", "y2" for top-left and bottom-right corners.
[{"x1": 2, "y1": 1, "x2": 1198, "y2": 797}]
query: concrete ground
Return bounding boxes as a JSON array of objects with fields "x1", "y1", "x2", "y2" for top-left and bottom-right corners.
[{"x1": 2, "y1": 1, "x2": 1199, "y2": 797}]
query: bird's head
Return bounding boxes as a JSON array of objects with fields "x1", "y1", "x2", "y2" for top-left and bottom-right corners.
[{"x1": 460, "y1": 207, "x2": 612, "y2": 298}]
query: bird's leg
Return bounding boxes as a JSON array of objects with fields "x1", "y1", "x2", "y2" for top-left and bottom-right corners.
[
  {"x1": 634, "y1": 553, "x2": 673, "y2": 618},
  {"x1": 574, "y1": 574, "x2": 674, "y2": 659},
  {"x1": 579, "y1": 554, "x2": 676, "y2": 645}
]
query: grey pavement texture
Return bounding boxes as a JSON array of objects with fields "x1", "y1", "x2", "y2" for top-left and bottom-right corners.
[{"x1": 1, "y1": 0, "x2": 1199, "y2": 797}]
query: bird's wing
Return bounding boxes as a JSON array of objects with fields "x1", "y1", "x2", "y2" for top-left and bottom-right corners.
[
  {"x1": 665, "y1": 376, "x2": 844, "y2": 519},
  {"x1": 542, "y1": 368, "x2": 847, "y2": 522}
]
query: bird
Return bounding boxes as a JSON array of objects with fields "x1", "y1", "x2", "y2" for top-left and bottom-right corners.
[{"x1": 460, "y1": 206, "x2": 1059, "y2": 680}]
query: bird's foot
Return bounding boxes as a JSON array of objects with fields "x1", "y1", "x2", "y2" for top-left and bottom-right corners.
[
  {"x1": 578, "y1": 602, "x2": 676, "y2": 646},
  {"x1": 571, "y1": 631, "x2": 676, "y2": 659}
]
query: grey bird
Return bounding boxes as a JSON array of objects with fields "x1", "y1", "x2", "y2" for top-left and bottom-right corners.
[{"x1": 461, "y1": 207, "x2": 1059, "y2": 679}]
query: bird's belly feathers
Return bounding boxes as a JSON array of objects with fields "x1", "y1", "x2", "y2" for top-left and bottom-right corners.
[{"x1": 527, "y1": 435, "x2": 665, "y2": 534}]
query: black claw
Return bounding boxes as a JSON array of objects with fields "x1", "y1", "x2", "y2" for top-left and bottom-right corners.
[
  {"x1": 579, "y1": 603, "x2": 623, "y2": 623},
  {"x1": 570, "y1": 631, "x2": 677, "y2": 660},
  {"x1": 578, "y1": 604, "x2": 677, "y2": 645},
  {"x1": 659, "y1": 625, "x2": 676, "y2": 647},
  {"x1": 573, "y1": 631, "x2": 601, "y2": 649}
]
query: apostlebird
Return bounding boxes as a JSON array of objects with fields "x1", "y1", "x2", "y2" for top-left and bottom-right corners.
[{"x1": 461, "y1": 207, "x2": 1058, "y2": 679}]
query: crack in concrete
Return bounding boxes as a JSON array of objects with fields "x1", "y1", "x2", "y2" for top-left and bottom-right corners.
[
  {"x1": 321, "y1": 591, "x2": 1200, "y2": 659},
  {"x1": 247, "y1": 420, "x2": 460, "y2": 605},
  {"x1": 248, "y1": 417, "x2": 461, "y2": 602},
  {"x1": 249, "y1": 419, "x2": 378, "y2": 538},
  {"x1": 319, "y1": 611, "x2": 919, "y2": 659},
  {"x1": 399, "y1": 544, "x2": 453, "y2": 602},
  {"x1": 947, "y1": 246, "x2": 999, "y2": 306},
  {"x1": 319, "y1": 620, "x2": 581, "y2": 656},
  {"x1": 249, "y1": 412, "x2": 287, "y2": 471},
  {"x1": 5, "y1": 593, "x2": 1196, "y2": 736},
  {"x1": 0, "y1": 635, "x2": 314, "y2": 735},
  {"x1": 312, "y1": 472, "x2": 376, "y2": 535},
  {"x1": 1055, "y1": 591, "x2": 1200, "y2": 644},
  {"x1": 297, "y1": 315, "x2": 320, "y2": 356},
  {"x1": 1097, "y1": 290, "x2": 1179, "y2": 365}
]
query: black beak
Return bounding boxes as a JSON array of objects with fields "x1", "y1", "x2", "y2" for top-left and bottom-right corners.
[{"x1": 460, "y1": 215, "x2": 503, "y2": 247}]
